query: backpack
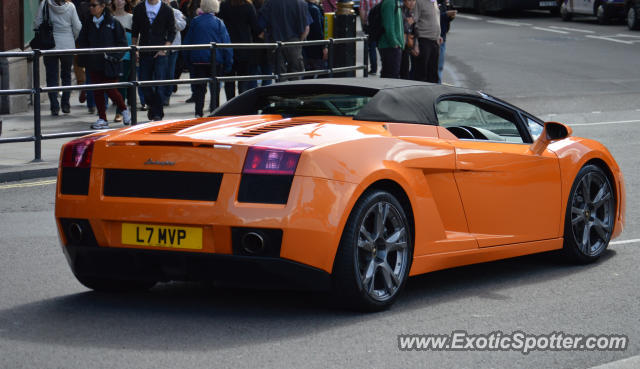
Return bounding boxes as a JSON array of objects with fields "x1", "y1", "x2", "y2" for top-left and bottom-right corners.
[{"x1": 367, "y1": 2, "x2": 384, "y2": 43}]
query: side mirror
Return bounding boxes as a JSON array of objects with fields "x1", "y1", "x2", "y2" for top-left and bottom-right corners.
[
  {"x1": 544, "y1": 121, "x2": 572, "y2": 140},
  {"x1": 529, "y1": 121, "x2": 572, "y2": 155}
]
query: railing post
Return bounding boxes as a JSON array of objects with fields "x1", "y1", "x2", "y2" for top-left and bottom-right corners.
[
  {"x1": 274, "y1": 42, "x2": 282, "y2": 83},
  {"x1": 363, "y1": 36, "x2": 369, "y2": 78},
  {"x1": 129, "y1": 45, "x2": 138, "y2": 125},
  {"x1": 210, "y1": 42, "x2": 218, "y2": 112},
  {"x1": 32, "y1": 50, "x2": 42, "y2": 162},
  {"x1": 328, "y1": 39, "x2": 335, "y2": 78}
]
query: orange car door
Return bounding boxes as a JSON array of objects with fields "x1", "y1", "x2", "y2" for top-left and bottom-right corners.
[{"x1": 436, "y1": 97, "x2": 562, "y2": 247}]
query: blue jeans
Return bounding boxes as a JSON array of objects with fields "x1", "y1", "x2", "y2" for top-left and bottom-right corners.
[
  {"x1": 139, "y1": 54, "x2": 169, "y2": 119},
  {"x1": 162, "y1": 51, "x2": 179, "y2": 103},
  {"x1": 438, "y1": 41, "x2": 446, "y2": 84}
]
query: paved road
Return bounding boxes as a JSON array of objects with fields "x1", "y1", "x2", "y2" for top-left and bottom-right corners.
[{"x1": 1, "y1": 11, "x2": 639, "y2": 369}]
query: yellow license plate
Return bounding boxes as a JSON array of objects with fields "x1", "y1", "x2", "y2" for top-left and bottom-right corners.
[{"x1": 121, "y1": 223, "x2": 203, "y2": 250}]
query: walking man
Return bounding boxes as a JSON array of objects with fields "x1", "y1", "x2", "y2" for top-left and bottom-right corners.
[
  {"x1": 414, "y1": 0, "x2": 441, "y2": 83},
  {"x1": 131, "y1": 0, "x2": 176, "y2": 121}
]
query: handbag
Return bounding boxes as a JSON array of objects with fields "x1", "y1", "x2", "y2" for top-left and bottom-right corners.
[
  {"x1": 103, "y1": 53, "x2": 122, "y2": 78},
  {"x1": 30, "y1": 2, "x2": 56, "y2": 50}
]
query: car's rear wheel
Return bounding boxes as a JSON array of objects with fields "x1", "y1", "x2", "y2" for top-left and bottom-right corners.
[
  {"x1": 332, "y1": 190, "x2": 413, "y2": 311},
  {"x1": 75, "y1": 275, "x2": 157, "y2": 292},
  {"x1": 563, "y1": 164, "x2": 615, "y2": 263}
]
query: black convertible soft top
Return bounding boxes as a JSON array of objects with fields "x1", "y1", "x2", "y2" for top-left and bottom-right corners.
[{"x1": 213, "y1": 78, "x2": 483, "y2": 125}]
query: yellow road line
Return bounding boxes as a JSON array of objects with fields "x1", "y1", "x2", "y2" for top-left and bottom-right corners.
[{"x1": 0, "y1": 179, "x2": 57, "y2": 190}]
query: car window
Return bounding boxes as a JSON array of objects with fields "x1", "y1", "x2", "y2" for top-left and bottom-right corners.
[
  {"x1": 525, "y1": 116, "x2": 544, "y2": 141},
  {"x1": 436, "y1": 99, "x2": 525, "y2": 143}
]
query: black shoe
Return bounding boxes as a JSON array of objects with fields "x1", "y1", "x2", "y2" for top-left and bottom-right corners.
[
  {"x1": 88, "y1": 107, "x2": 96, "y2": 114},
  {"x1": 51, "y1": 109, "x2": 59, "y2": 116},
  {"x1": 151, "y1": 116, "x2": 163, "y2": 121},
  {"x1": 185, "y1": 96, "x2": 194, "y2": 103},
  {"x1": 368, "y1": 70, "x2": 377, "y2": 75},
  {"x1": 140, "y1": 104, "x2": 147, "y2": 111},
  {"x1": 61, "y1": 105, "x2": 70, "y2": 114}
]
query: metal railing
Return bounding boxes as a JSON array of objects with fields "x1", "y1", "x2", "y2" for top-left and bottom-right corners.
[{"x1": 0, "y1": 36, "x2": 369, "y2": 161}]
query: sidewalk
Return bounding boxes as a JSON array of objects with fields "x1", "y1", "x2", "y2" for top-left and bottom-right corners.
[{"x1": 0, "y1": 80, "x2": 230, "y2": 182}]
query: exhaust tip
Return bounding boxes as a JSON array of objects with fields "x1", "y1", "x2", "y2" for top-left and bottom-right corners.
[
  {"x1": 68, "y1": 222, "x2": 83, "y2": 244},
  {"x1": 241, "y1": 232, "x2": 265, "y2": 255}
]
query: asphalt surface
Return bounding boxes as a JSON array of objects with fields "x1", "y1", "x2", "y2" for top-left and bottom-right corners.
[{"x1": 0, "y1": 10, "x2": 639, "y2": 369}]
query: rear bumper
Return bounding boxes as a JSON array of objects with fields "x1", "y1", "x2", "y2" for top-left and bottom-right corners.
[{"x1": 63, "y1": 244, "x2": 332, "y2": 291}]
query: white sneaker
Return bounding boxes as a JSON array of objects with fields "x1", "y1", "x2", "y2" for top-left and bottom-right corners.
[
  {"x1": 122, "y1": 109, "x2": 132, "y2": 125},
  {"x1": 91, "y1": 118, "x2": 109, "y2": 129}
]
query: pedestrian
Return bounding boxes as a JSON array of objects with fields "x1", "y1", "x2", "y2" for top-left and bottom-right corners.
[
  {"x1": 77, "y1": 0, "x2": 132, "y2": 129},
  {"x1": 33, "y1": 0, "x2": 82, "y2": 116},
  {"x1": 414, "y1": 0, "x2": 441, "y2": 83},
  {"x1": 360, "y1": 0, "x2": 382, "y2": 75},
  {"x1": 303, "y1": 0, "x2": 327, "y2": 78},
  {"x1": 437, "y1": 0, "x2": 456, "y2": 83},
  {"x1": 161, "y1": 0, "x2": 187, "y2": 106},
  {"x1": 400, "y1": 0, "x2": 419, "y2": 79},
  {"x1": 131, "y1": 0, "x2": 176, "y2": 121},
  {"x1": 183, "y1": 0, "x2": 233, "y2": 117},
  {"x1": 378, "y1": 0, "x2": 404, "y2": 79},
  {"x1": 259, "y1": 0, "x2": 310, "y2": 81},
  {"x1": 218, "y1": 0, "x2": 261, "y2": 99},
  {"x1": 111, "y1": 0, "x2": 134, "y2": 123}
]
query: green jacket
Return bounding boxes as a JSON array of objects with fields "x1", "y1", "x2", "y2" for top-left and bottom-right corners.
[{"x1": 378, "y1": 0, "x2": 404, "y2": 49}]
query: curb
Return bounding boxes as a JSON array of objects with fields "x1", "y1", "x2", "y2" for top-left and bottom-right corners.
[{"x1": 0, "y1": 167, "x2": 58, "y2": 183}]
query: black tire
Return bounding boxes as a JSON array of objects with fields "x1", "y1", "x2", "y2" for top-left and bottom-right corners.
[
  {"x1": 550, "y1": 6, "x2": 561, "y2": 16},
  {"x1": 628, "y1": 4, "x2": 640, "y2": 30},
  {"x1": 563, "y1": 164, "x2": 615, "y2": 264},
  {"x1": 75, "y1": 274, "x2": 157, "y2": 292},
  {"x1": 332, "y1": 189, "x2": 413, "y2": 311}
]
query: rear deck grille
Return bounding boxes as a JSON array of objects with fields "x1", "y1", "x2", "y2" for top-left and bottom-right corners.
[
  {"x1": 235, "y1": 121, "x2": 313, "y2": 137},
  {"x1": 104, "y1": 169, "x2": 222, "y2": 201}
]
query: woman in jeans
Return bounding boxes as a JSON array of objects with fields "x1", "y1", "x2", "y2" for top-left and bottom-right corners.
[
  {"x1": 33, "y1": 0, "x2": 82, "y2": 116},
  {"x1": 77, "y1": 0, "x2": 131, "y2": 129}
]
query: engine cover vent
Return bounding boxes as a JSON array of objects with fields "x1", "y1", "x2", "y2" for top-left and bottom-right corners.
[
  {"x1": 151, "y1": 119, "x2": 209, "y2": 134},
  {"x1": 235, "y1": 121, "x2": 313, "y2": 137}
]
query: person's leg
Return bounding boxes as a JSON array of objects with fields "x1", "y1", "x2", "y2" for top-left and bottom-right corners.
[
  {"x1": 162, "y1": 51, "x2": 178, "y2": 104},
  {"x1": 85, "y1": 72, "x2": 96, "y2": 113},
  {"x1": 426, "y1": 40, "x2": 440, "y2": 83},
  {"x1": 139, "y1": 55, "x2": 160, "y2": 119},
  {"x1": 413, "y1": 38, "x2": 428, "y2": 82},
  {"x1": 246, "y1": 63, "x2": 259, "y2": 90},
  {"x1": 437, "y1": 41, "x2": 446, "y2": 84},
  {"x1": 59, "y1": 55, "x2": 73, "y2": 112},
  {"x1": 400, "y1": 49, "x2": 410, "y2": 79},
  {"x1": 224, "y1": 62, "x2": 237, "y2": 100},
  {"x1": 193, "y1": 64, "x2": 208, "y2": 117},
  {"x1": 261, "y1": 58, "x2": 273, "y2": 86},
  {"x1": 89, "y1": 71, "x2": 109, "y2": 122},
  {"x1": 44, "y1": 55, "x2": 60, "y2": 114},
  {"x1": 136, "y1": 64, "x2": 146, "y2": 108},
  {"x1": 117, "y1": 60, "x2": 131, "y2": 113},
  {"x1": 237, "y1": 61, "x2": 251, "y2": 94},
  {"x1": 283, "y1": 40, "x2": 304, "y2": 80},
  {"x1": 369, "y1": 40, "x2": 378, "y2": 73}
]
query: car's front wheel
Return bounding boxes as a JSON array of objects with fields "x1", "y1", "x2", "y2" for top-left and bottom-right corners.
[
  {"x1": 563, "y1": 164, "x2": 615, "y2": 263},
  {"x1": 332, "y1": 189, "x2": 413, "y2": 311},
  {"x1": 596, "y1": 3, "x2": 610, "y2": 24},
  {"x1": 75, "y1": 275, "x2": 157, "y2": 292}
]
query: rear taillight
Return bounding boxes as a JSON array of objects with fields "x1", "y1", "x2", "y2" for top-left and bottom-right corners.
[
  {"x1": 61, "y1": 135, "x2": 105, "y2": 168},
  {"x1": 242, "y1": 144, "x2": 310, "y2": 175}
]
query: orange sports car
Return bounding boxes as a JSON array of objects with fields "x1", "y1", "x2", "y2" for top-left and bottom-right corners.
[{"x1": 55, "y1": 78, "x2": 625, "y2": 311}]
